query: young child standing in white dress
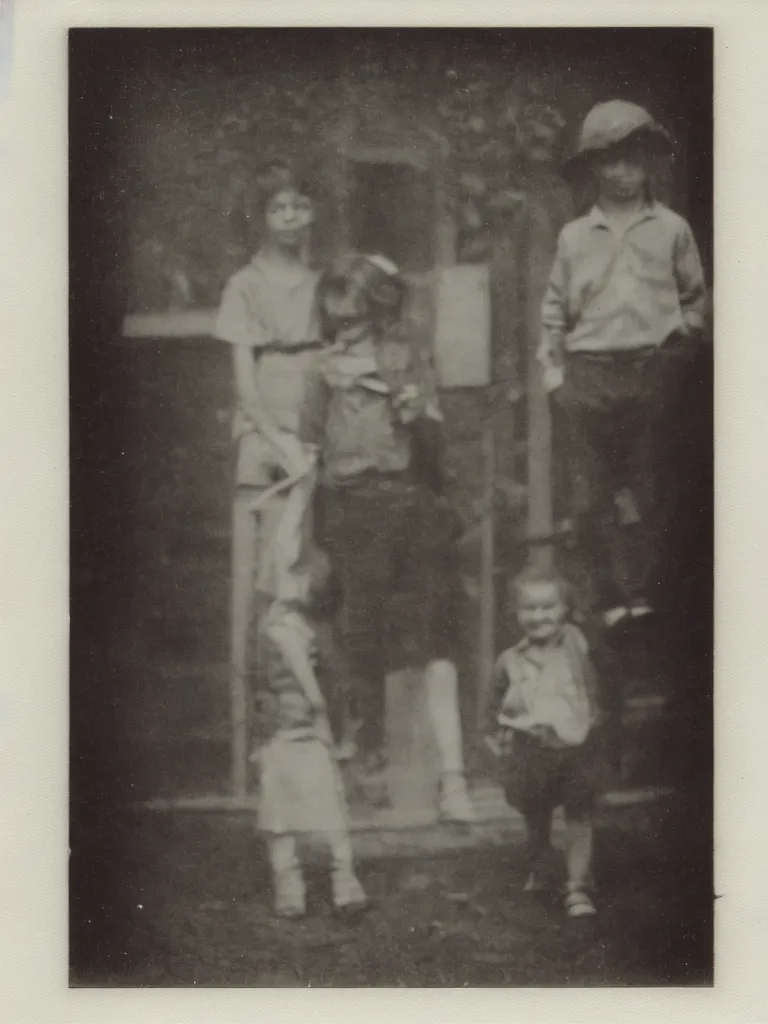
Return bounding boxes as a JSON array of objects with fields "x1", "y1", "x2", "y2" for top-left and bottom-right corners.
[{"x1": 256, "y1": 594, "x2": 368, "y2": 920}]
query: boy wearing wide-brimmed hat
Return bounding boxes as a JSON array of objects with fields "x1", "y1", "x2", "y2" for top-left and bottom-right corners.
[{"x1": 538, "y1": 100, "x2": 708, "y2": 626}]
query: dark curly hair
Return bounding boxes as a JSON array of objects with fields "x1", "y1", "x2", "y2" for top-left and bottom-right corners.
[
  {"x1": 244, "y1": 158, "x2": 314, "y2": 222},
  {"x1": 316, "y1": 253, "x2": 406, "y2": 340}
]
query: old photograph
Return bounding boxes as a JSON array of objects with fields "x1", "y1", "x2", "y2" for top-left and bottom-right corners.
[{"x1": 69, "y1": 27, "x2": 713, "y2": 986}]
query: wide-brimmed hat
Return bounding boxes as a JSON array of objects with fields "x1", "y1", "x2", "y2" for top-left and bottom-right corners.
[{"x1": 563, "y1": 100, "x2": 672, "y2": 175}]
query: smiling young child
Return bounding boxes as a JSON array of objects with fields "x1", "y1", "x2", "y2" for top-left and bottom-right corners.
[
  {"x1": 489, "y1": 564, "x2": 611, "y2": 918},
  {"x1": 538, "y1": 100, "x2": 708, "y2": 626}
]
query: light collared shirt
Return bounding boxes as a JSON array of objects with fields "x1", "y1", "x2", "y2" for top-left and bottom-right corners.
[
  {"x1": 492, "y1": 624, "x2": 598, "y2": 748},
  {"x1": 215, "y1": 248, "x2": 321, "y2": 435},
  {"x1": 540, "y1": 202, "x2": 707, "y2": 360}
]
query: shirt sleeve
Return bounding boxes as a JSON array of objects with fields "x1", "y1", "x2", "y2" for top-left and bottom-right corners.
[
  {"x1": 297, "y1": 355, "x2": 330, "y2": 447},
  {"x1": 566, "y1": 623, "x2": 605, "y2": 721},
  {"x1": 539, "y1": 230, "x2": 570, "y2": 367},
  {"x1": 215, "y1": 276, "x2": 269, "y2": 349},
  {"x1": 569, "y1": 623, "x2": 589, "y2": 656},
  {"x1": 673, "y1": 221, "x2": 708, "y2": 337}
]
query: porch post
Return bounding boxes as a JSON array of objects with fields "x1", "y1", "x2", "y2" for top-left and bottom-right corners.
[
  {"x1": 229, "y1": 493, "x2": 257, "y2": 799},
  {"x1": 523, "y1": 179, "x2": 574, "y2": 568},
  {"x1": 525, "y1": 193, "x2": 555, "y2": 572}
]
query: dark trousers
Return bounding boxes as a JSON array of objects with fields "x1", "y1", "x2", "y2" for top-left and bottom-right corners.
[
  {"x1": 321, "y1": 479, "x2": 454, "y2": 753},
  {"x1": 552, "y1": 337, "x2": 695, "y2": 609}
]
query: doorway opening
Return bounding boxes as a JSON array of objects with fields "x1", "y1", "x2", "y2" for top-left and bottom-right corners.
[{"x1": 349, "y1": 160, "x2": 434, "y2": 272}]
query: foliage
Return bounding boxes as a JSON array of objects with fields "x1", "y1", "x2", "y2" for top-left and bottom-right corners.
[{"x1": 122, "y1": 55, "x2": 602, "y2": 312}]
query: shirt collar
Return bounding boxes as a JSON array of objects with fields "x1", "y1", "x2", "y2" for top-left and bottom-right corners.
[
  {"x1": 516, "y1": 629, "x2": 567, "y2": 661},
  {"x1": 587, "y1": 201, "x2": 659, "y2": 232},
  {"x1": 251, "y1": 247, "x2": 314, "y2": 292}
]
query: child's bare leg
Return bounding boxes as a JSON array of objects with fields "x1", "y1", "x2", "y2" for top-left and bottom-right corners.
[
  {"x1": 253, "y1": 492, "x2": 289, "y2": 597},
  {"x1": 563, "y1": 809, "x2": 597, "y2": 917},
  {"x1": 424, "y1": 658, "x2": 475, "y2": 822},
  {"x1": 268, "y1": 833, "x2": 306, "y2": 919},
  {"x1": 327, "y1": 830, "x2": 367, "y2": 912},
  {"x1": 565, "y1": 811, "x2": 593, "y2": 887}
]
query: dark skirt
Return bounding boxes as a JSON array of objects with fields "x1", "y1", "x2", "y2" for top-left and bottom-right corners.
[{"x1": 321, "y1": 480, "x2": 466, "y2": 673}]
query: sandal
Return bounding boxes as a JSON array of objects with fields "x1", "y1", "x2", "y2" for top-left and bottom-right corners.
[
  {"x1": 438, "y1": 772, "x2": 477, "y2": 824},
  {"x1": 273, "y1": 869, "x2": 307, "y2": 920},
  {"x1": 602, "y1": 606, "x2": 629, "y2": 628},
  {"x1": 629, "y1": 597, "x2": 655, "y2": 619},
  {"x1": 332, "y1": 869, "x2": 369, "y2": 917}
]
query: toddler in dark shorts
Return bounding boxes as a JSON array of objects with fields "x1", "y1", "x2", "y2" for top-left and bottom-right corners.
[{"x1": 488, "y1": 564, "x2": 614, "y2": 918}]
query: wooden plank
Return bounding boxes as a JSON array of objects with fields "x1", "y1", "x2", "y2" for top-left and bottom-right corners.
[
  {"x1": 433, "y1": 265, "x2": 492, "y2": 389},
  {"x1": 385, "y1": 668, "x2": 441, "y2": 816},
  {"x1": 123, "y1": 308, "x2": 216, "y2": 339},
  {"x1": 524, "y1": 196, "x2": 555, "y2": 571},
  {"x1": 332, "y1": 109, "x2": 359, "y2": 259},
  {"x1": 229, "y1": 495, "x2": 258, "y2": 798},
  {"x1": 523, "y1": 177, "x2": 575, "y2": 569},
  {"x1": 476, "y1": 417, "x2": 496, "y2": 730},
  {"x1": 137, "y1": 784, "x2": 674, "y2": 819}
]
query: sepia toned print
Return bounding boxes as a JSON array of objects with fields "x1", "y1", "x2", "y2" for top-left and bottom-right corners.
[{"x1": 70, "y1": 27, "x2": 713, "y2": 986}]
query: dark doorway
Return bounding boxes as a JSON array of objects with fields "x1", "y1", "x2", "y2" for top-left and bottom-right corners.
[{"x1": 349, "y1": 161, "x2": 434, "y2": 272}]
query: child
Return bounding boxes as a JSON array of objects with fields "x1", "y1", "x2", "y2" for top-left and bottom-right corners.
[
  {"x1": 255, "y1": 575, "x2": 368, "y2": 919},
  {"x1": 538, "y1": 100, "x2": 708, "y2": 626},
  {"x1": 245, "y1": 401, "x2": 366, "y2": 919},
  {"x1": 489, "y1": 564, "x2": 611, "y2": 919},
  {"x1": 297, "y1": 253, "x2": 475, "y2": 821},
  {"x1": 257, "y1": 598, "x2": 368, "y2": 919},
  {"x1": 215, "y1": 159, "x2": 321, "y2": 601}
]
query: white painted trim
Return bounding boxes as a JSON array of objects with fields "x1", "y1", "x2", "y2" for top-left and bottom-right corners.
[
  {"x1": 122, "y1": 308, "x2": 217, "y2": 339},
  {"x1": 136, "y1": 783, "x2": 676, "y2": 824}
]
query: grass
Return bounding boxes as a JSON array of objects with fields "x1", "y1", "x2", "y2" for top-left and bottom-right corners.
[{"x1": 71, "y1": 795, "x2": 712, "y2": 988}]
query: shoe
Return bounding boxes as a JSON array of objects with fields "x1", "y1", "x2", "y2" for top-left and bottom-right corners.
[
  {"x1": 564, "y1": 885, "x2": 596, "y2": 918},
  {"x1": 602, "y1": 606, "x2": 629, "y2": 628},
  {"x1": 439, "y1": 772, "x2": 477, "y2": 823},
  {"x1": 523, "y1": 871, "x2": 546, "y2": 894},
  {"x1": 274, "y1": 872, "x2": 306, "y2": 919},
  {"x1": 336, "y1": 715, "x2": 363, "y2": 762},
  {"x1": 629, "y1": 598, "x2": 655, "y2": 619},
  {"x1": 332, "y1": 870, "x2": 369, "y2": 915},
  {"x1": 333, "y1": 738, "x2": 357, "y2": 762}
]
